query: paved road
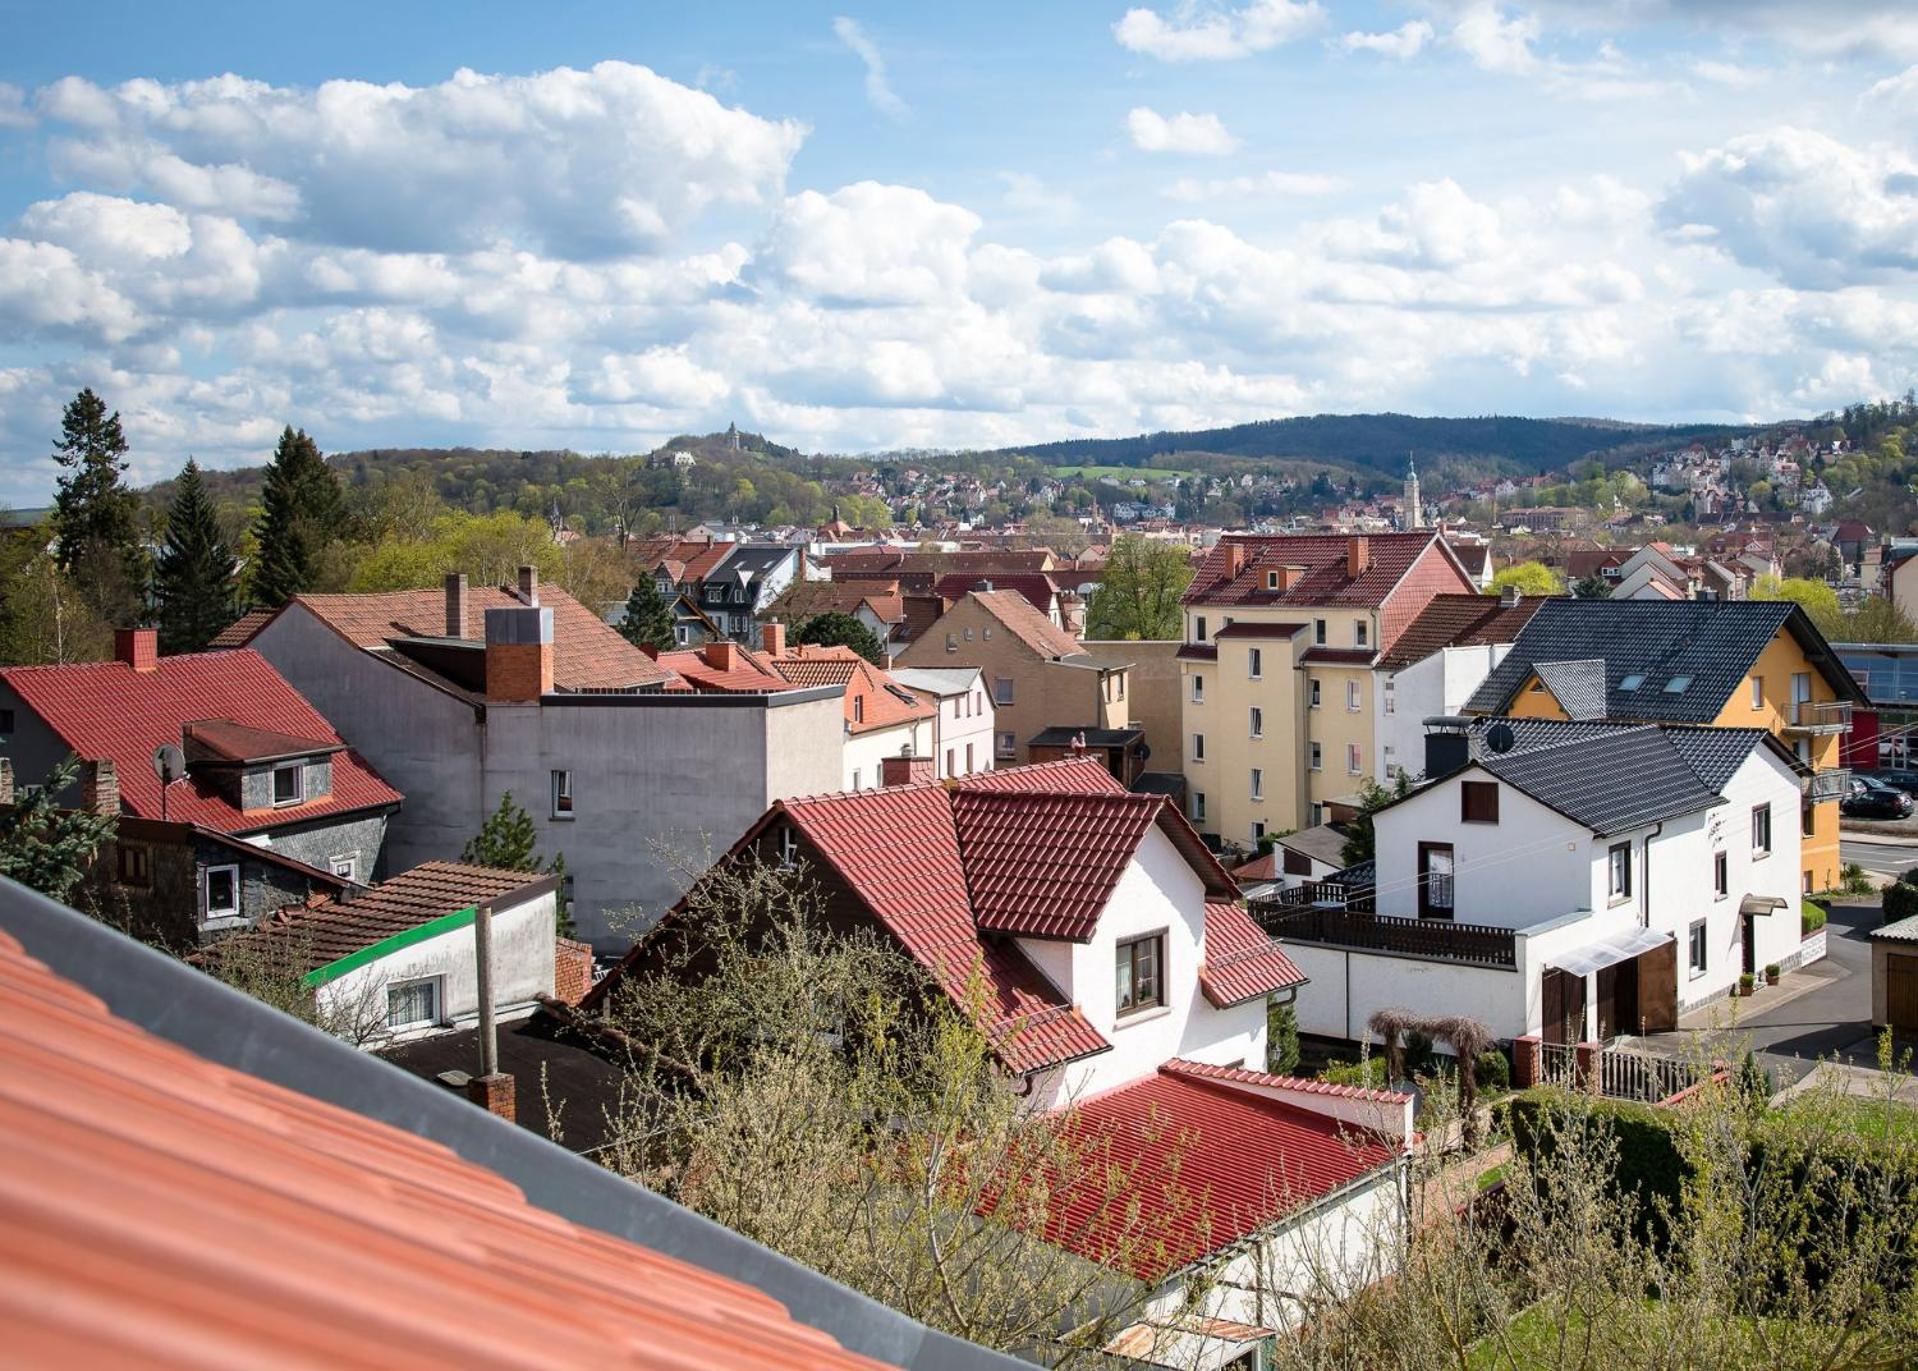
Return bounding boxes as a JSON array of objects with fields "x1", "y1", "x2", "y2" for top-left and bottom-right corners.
[
  {"x1": 1643, "y1": 897, "x2": 1883, "y2": 1086},
  {"x1": 1843, "y1": 836, "x2": 1918, "y2": 877}
]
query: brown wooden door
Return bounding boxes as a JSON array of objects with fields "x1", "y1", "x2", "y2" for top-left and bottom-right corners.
[
  {"x1": 1543, "y1": 968, "x2": 1586, "y2": 1045},
  {"x1": 1889, "y1": 954, "x2": 1918, "y2": 1033},
  {"x1": 1637, "y1": 940, "x2": 1678, "y2": 1033},
  {"x1": 1596, "y1": 962, "x2": 1639, "y2": 1042}
]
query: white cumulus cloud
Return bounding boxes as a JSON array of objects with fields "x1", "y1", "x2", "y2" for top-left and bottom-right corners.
[
  {"x1": 1114, "y1": 0, "x2": 1324, "y2": 61},
  {"x1": 1127, "y1": 107, "x2": 1241, "y2": 156},
  {"x1": 1340, "y1": 21, "x2": 1434, "y2": 59}
]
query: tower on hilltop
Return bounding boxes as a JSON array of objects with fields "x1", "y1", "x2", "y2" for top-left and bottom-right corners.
[{"x1": 1404, "y1": 454, "x2": 1424, "y2": 529}]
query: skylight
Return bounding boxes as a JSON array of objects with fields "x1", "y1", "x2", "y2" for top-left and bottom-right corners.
[
  {"x1": 1664, "y1": 675, "x2": 1691, "y2": 693},
  {"x1": 1620, "y1": 674, "x2": 1644, "y2": 691}
]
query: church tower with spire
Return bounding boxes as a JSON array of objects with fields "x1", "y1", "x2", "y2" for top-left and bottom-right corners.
[{"x1": 1403, "y1": 454, "x2": 1425, "y2": 530}]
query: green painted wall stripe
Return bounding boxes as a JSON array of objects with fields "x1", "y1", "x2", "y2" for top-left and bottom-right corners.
[{"x1": 304, "y1": 905, "x2": 479, "y2": 987}]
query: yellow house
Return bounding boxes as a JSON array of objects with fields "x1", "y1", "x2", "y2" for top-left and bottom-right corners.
[
  {"x1": 1177, "y1": 532, "x2": 1476, "y2": 847},
  {"x1": 1463, "y1": 599, "x2": 1866, "y2": 894}
]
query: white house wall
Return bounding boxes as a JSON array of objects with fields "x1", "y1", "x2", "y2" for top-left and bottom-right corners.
[
  {"x1": 1373, "y1": 775, "x2": 1592, "y2": 927},
  {"x1": 319, "y1": 889, "x2": 557, "y2": 1045},
  {"x1": 842, "y1": 718, "x2": 935, "y2": 791},
  {"x1": 1375, "y1": 643, "x2": 1512, "y2": 783}
]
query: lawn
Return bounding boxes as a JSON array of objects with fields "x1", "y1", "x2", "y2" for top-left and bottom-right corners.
[{"x1": 1048, "y1": 464, "x2": 1191, "y2": 481}]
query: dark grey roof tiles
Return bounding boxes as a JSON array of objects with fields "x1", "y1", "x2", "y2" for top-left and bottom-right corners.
[
  {"x1": 1662, "y1": 725, "x2": 1786, "y2": 791},
  {"x1": 1477, "y1": 725, "x2": 1725, "y2": 835},
  {"x1": 1531, "y1": 658, "x2": 1608, "y2": 721}
]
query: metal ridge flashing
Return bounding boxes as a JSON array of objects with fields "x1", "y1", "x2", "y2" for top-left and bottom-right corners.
[
  {"x1": 0, "y1": 877, "x2": 1019, "y2": 1371},
  {"x1": 541, "y1": 683, "x2": 846, "y2": 708}
]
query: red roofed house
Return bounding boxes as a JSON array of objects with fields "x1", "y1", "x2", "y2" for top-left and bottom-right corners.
[
  {"x1": 895, "y1": 589, "x2": 1139, "y2": 776},
  {"x1": 228, "y1": 568, "x2": 845, "y2": 950},
  {"x1": 1179, "y1": 533, "x2": 1476, "y2": 843},
  {"x1": 0, "y1": 628, "x2": 401, "y2": 945},
  {"x1": 587, "y1": 756, "x2": 1412, "y2": 1362},
  {"x1": 763, "y1": 629, "x2": 937, "y2": 791}
]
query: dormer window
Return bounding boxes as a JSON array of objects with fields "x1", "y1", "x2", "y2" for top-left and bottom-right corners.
[
  {"x1": 1115, "y1": 932, "x2": 1165, "y2": 1017},
  {"x1": 1265, "y1": 570, "x2": 1280, "y2": 591},
  {"x1": 271, "y1": 763, "x2": 303, "y2": 806},
  {"x1": 778, "y1": 825, "x2": 800, "y2": 870}
]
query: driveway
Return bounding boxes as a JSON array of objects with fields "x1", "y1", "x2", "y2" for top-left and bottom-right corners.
[{"x1": 1639, "y1": 897, "x2": 1886, "y2": 1086}]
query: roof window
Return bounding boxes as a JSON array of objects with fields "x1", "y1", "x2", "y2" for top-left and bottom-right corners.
[
  {"x1": 1620, "y1": 674, "x2": 1645, "y2": 691},
  {"x1": 1663, "y1": 675, "x2": 1692, "y2": 693}
]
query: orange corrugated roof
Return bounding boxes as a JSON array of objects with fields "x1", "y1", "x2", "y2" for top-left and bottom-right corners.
[{"x1": 0, "y1": 927, "x2": 895, "y2": 1370}]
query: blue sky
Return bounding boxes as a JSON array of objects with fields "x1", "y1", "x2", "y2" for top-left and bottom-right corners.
[{"x1": 2, "y1": 0, "x2": 1918, "y2": 500}]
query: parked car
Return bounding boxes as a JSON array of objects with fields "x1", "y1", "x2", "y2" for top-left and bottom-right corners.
[
  {"x1": 1866, "y1": 770, "x2": 1918, "y2": 798},
  {"x1": 1843, "y1": 776, "x2": 1914, "y2": 819}
]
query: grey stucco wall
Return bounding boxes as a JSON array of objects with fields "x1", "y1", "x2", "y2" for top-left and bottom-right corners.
[
  {"x1": 251, "y1": 608, "x2": 484, "y2": 872},
  {"x1": 0, "y1": 679, "x2": 89, "y2": 803},
  {"x1": 259, "y1": 813, "x2": 390, "y2": 883}
]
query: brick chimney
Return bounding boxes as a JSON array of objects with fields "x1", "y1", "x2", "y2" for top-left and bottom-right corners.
[
  {"x1": 1223, "y1": 542, "x2": 1245, "y2": 580},
  {"x1": 702, "y1": 640, "x2": 739, "y2": 673},
  {"x1": 1347, "y1": 536, "x2": 1370, "y2": 578},
  {"x1": 81, "y1": 758, "x2": 119, "y2": 816},
  {"x1": 516, "y1": 564, "x2": 540, "y2": 606},
  {"x1": 114, "y1": 628, "x2": 158, "y2": 673},
  {"x1": 0, "y1": 758, "x2": 13, "y2": 806},
  {"x1": 762, "y1": 622, "x2": 787, "y2": 657},
  {"x1": 465, "y1": 1071, "x2": 516, "y2": 1123},
  {"x1": 444, "y1": 572, "x2": 469, "y2": 638},
  {"x1": 880, "y1": 755, "x2": 935, "y2": 787},
  {"x1": 484, "y1": 607, "x2": 554, "y2": 702}
]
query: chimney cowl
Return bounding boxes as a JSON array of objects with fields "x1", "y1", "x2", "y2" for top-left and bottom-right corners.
[
  {"x1": 1500, "y1": 584, "x2": 1522, "y2": 607},
  {"x1": 516, "y1": 565, "x2": 539, "y2": 606}
]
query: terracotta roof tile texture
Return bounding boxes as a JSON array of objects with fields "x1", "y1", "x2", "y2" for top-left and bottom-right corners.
[
  {"x1": 968, "y1": 589, "x2": 1083, "y2": 659},
  {"x1": 1182, "y1": 532, "x2": 1446, "y2": 609},
  {"x1": 932, "y1": 573, "x2": 1056, "y2": 616},
  {"x1": 0, "y1": 649, "x2": 401, "y2": 835},
  {"x1": 770, "y1": 645, "x2": 935, "y2": 734},
  {"x1": 1042, "y1": 1066, "x2": 1400, "y2": 1280},
  {"x1": 951, "y1": 756, "x2": 1124, "y2": 794},
  {"x1": 1161, "y1": 1056, "x2": 1411, "y2": 1105},
  {"x1": 0, "y1": 927, "x2": 895, "y2": 1371},
  {"x1": 292, "y1": 584, "x2": 670, "y2": 691},
  {"x1": 1197, "y1": 901, "x2": 1305, "y2": 1006},
  {"x1": 955, "y1": 791, "x2": 1163, "y2": 940},
  {"x1": 653, "y1": 645, "x2": 793, "y2": 693},
  {"x1": 206, "y1": 607, "x2": 275, "y2": 649},
  {"x1": 240, "y1": 862, "x2": 557, "y2": 973},
  {"x1": 1376, "y1": 592, "x2": 1546, "y2": 670}
]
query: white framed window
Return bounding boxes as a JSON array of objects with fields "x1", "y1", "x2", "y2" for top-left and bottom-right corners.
[
  {"x1": 1310, "y1": 742, "x2": 1322, "y2": 771},
  {"x1": 1190, "y1": 675, "x2": 1205, "y2": 703},
  {"x1": 852, "y1": 768, "x2": 863, "y2": 790},
  {"x1": 1266, "y1": 570, "x2": 1280, "y2": 590},
  {"x1": 386, "y1": 976, "x2": 441, "y2": 1030},
  {"x1": 271, "y1": 762, "x2": 303, "y2": 806},
  {"x1": 1608, "y1": 842, "x2": 1633, "y2": 900},
  {"x1": 1714, "y1": 850, "x2": 1728, "y2": 899},
  {"x1": 1346, "y1": 680, "x2": 1361, "y2": 711},
  {"x1": 1250, "y1": 767, "x2": 1264, "y2": 800},
  {"x1": 1249, "y1": 707, "x2": 1263, "y2": 738},
  {"x1": 945, "y1": 632, "x2": 958, "y2": 653},
  {"x1": 1750, "y1": 676, "x2": 1763, "y2": 709},
  {"x1": 779, "y1": 825, "x2": 800, "y2": 869},
  {"x1": 1191, "y1": 790, "x2": 1207, "y2": 822},
  {"x1": 1249, "y1": 647, "x2": 1263, "y2": 679},
  {"x1": 853, "y1": 695, "x2": 865, "y2": 724},
  {"x1": 1193, "y1": 732, "x2": 1206, "y2": 761},
  {"x1": 204, "y1": 864, "x2": 240, "y2": 920},
  {"x1": 996, "y1": 730, "x2": 1017, "y2": 759},
  {"x1": 1309, "y1": 679, "x2": 1321, "y2": 708},
  {"x1": 1314, "y1": 619, "x2": 1327, "y2": 645},
  {"x1": 994, "y1": 676, "x2": 1015, "y2": 705},
  {"x1": 1688, "y1": 920, "x2": 1708, "y2": 978},
  {"x1": 1251, "y1": 821, "x2": 1266, "y2": 843},
  {"x1": 1355, "y1": 620, "x2": 1368, "y2": 647},
  {"x1": 551, "y1": 769, "x2": 575, "y2": 819},
  {"x1": 1752, "y1": 803, "x2": 1772, "y2": 855},
  {"x1": 1346, "y1": 742, "x2": 1362, "y2": 775},
  {"x1": 1194, "y1": 615, "x2": 1208, "y2": 642},
  {"x1": 331, "y1": 855, "x2": 358, "y2": 881}
]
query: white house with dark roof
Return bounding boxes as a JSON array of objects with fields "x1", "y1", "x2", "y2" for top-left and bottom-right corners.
[{"x1": 1260, "y1": 716, "x2": 1809, "y2": 1050}]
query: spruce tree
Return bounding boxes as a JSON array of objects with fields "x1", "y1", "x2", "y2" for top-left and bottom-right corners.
[
  {"x1": 249, "y1": 426, "x2": 342, "y2": 608},
  {"x1": 49, "y1": 388, "x2": 145, "y2": 625},
  {"x1": 618, "y1": 577, "x2": 677, "y2": 651},
  {"x1": 793, "y1": 610, "x2": 887, "y2": 666},
  {"x1": 154, "y1": 459, "x2": 239, "y2": 654}
]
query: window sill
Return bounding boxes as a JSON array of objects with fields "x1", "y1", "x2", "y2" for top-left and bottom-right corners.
[
  {"x1": 1608, "y1": 895, "x2": 1632, "y2": 908},
  {"x1": 1714, "y1": 891, "x2": 1728, "y2": 902},
  {"x1": 200, "y1": 914, "x2": 247, "y2": 932},
  {"x1": 1115, "y1": 1004, "x2": 1171, "y2": 1030},
  {"x1": 1753, "y1": 850, "x2": 1771, "y2": 861},
  {"x1": 551, "y1": 813, "x2": 576, "y2": 822}
]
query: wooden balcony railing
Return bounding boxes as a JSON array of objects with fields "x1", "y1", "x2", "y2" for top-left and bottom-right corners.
[{"x1": 1249, "y1": 890, "x2": 1517, "y2": 969}]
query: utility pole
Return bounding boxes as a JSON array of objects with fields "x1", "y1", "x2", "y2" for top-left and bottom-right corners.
[{"x1": 474, "y1": 902, "x2": 498, "y2": 1080}]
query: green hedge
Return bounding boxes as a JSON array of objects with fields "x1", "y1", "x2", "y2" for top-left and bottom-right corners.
[
  {"x1": 1504, "y1": 1089, "x2": 1688, "y2": 1243},
  {"x1": 1801, "y1": 900, "x2": 1827, "y2": 935},
  {"x1": 1885, "y1": 880, "x2": 1918, "y2": 926}
]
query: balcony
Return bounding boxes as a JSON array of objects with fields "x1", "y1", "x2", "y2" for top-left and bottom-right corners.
[
  {"x1": 1804, "y1": 767, "x2": 1852, "y2": 803},
  {"x1": 1249, "y1": 889, "x2": 1518, "y2": 969},
  {"x1": 1785, "y1": 700, "x2": 1853, "y2": 735}
]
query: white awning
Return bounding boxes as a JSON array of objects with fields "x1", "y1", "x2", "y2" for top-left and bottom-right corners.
[
  {"x1": 1740, "y1": 895, "x2": 1788, "y2": 915},
  {"x1": 1548, "y1": 926, "x2": 1674, "y2": 978}
]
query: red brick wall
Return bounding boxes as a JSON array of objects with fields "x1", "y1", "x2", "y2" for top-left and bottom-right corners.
[
  {"x1": 553, "y1": 937, "x2": 595, "y2": 1003},
  {"x1": 1380, "y1": 540, "x2": 1479, "y2": 650},
  {"x1": 486, "y1": 642, "x2": 553, "y2": 700}
]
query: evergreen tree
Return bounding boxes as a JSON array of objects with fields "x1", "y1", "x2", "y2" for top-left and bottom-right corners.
[
  {"x1": 153, "y1": 459, "x2": 239, "y2": 654},
  {"x1": 793, "y1": 610, "x2": 887, "y2": 665},
  {"x1": 49, "y1": 388, "x2": 145, "y2": 625},
  {"x1": 461, "y1": 791, "x2": 572, "y2": 935},
  {"x1": 618, "y1": 577, "x2": 677, "y2": 651},
  {"x1": 249, "y1": 426, "x2": 342, "y2": 607},
  {"x1": 0, "y1": 755, "x2": 117, "y2": 901}
]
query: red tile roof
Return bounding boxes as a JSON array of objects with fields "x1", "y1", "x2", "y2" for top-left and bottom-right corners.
[
  {"x1": 1183, "y1": 532, "x2": 1451, "y2": 609},
  {"x1": 1160, "y1": 1056, "x2": 1410, "y2": 1105},
  {"x1": 181, "y1": 718, "x2": 341, "y2": 764},
  {"x1": 1211, "y1": 622, "x2": 1307, "y2": 640},
  {"x1": 1230, "y1": 851, "x2": 1279, "y2": 882},
  {"x1": 653, "y1": 643, "x2": 792, "y2": 693},
  {"x1": 286, "y1": 584, "x2": 670, "y2": 691},
  {"x1": 769, "y1": 645, "x2": 936, "y2": 734},
  {"x1": 932, "y1": 573, "x2": 1055, "y2": 617},
  {"x1": 953, "y1": 755, "x2": 1123, "y2": 794},
  {"x1": 0, "y1": 649, "x2": 401, "y2": 835},
  {"x1": 967, "y1": 589, "x2": 1082, "y2": 659},
  {"x1": 234, "y1": 862, "x2": 559, "y2": 974},
  {"x1": 1197, "y1": 901, "x2": 1305, "y2": 1007},
  {"x1": 1298, "y1": 646, "x2": 1377, "y2": 666},
  {"x1": 956, "y1": 791, "x2": 1165, "y2": 940},
  {"x1": 1376, "y1": 592, "x2": 1547, "y2": 670},
  {"x1": 0, "y1": 927, "x2": 894, "y2": 1370},
  {"x1": 1041, "y1": 1064, "x2": 1401, "y2": 1280},
  {"x1": 206, "y1": 608, "x2": 275, "y2": 649}
]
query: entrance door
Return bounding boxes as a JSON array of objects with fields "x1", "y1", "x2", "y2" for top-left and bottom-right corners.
[
  {"x1": 1741, "y1": 913, "x2": 1756, "y2": 977},
  {"x1": 1596, "y1": 961, "x2": 1639, "y2": 1041},
  {"x1": 1889, "y1": 954, "x2": 1918, "y2": 1034},
  {"x1": 1543, "y1": 968, "x2": 1587, "y2": 1045}
]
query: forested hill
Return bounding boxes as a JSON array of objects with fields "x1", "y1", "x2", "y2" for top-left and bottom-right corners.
[{"x1": 982, "y1": 413, "x2": 1757, "y2": 476}]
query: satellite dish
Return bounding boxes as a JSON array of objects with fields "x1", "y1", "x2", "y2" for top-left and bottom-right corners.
[
  {"x1": 1484, "y1": 722, "x2": 1517, "y2": 755},
  {"x1": 152, "y1": 744, "x2": 186, "y2": 787}
]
